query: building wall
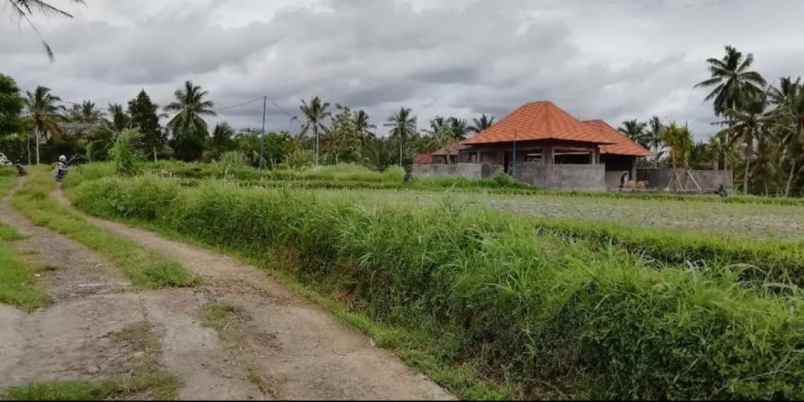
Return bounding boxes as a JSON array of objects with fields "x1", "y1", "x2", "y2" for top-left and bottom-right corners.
[
  {"x1": 637, "y1": 169, "x2": 734, "y2": 192},
  {"x1": 411, "y1": 163, "x2": 499, "y2": 180},
  {"x1": 513, "y1": 162, "x2": 607, "y2": 191}
]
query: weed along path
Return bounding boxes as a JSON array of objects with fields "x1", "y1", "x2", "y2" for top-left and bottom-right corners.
[{"x1": 51, "y1": 188, "x2": 454, "y2": 400}]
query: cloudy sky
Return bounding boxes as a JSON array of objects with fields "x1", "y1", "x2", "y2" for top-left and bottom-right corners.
[{"x1": 2, "y1": 0, "x2": 803, "y2": 140}]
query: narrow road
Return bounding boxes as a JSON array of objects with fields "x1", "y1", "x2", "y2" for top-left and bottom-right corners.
[
  {"x1": 28, "y1": 186, "x2": 452, "y2": 400},
  {"x1": 0, "y1": 179, "x2": 265, "y2": 400}
]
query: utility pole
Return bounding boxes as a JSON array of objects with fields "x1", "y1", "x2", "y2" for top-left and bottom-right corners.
[{"x1": 261, "y1": 96, "x2": 267, "y2": 169}]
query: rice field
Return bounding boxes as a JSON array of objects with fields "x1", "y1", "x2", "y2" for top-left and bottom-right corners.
[
  {"x1": 63, "y1": 166, "x2": 804, "y2": 400},
  {"x1": 313, "y1": 189, "x2": 804, "y2": 241}
]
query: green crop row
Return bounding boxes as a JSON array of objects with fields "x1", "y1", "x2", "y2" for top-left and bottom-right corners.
[{"x1": 68, "y1": 175, "x2": 804, "y2": 400}]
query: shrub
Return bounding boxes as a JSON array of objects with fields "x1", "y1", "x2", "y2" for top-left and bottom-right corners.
[{"x1": 109, "y1": 129, "x2": 142, "y2": 176}]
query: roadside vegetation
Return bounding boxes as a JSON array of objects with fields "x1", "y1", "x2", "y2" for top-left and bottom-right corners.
[
  {"x1": 0, "y1": 168, "x2": 49, "y2": 311},
  {"x1": 67, "y1": 172, "x2": 803, "y2": 400},
  {"x1": 11, "y1": 167, "x2": 198, "y2": 289}
]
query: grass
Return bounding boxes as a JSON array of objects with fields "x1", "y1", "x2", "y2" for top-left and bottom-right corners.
[
  {"x1": 67, "y1": 173, "x2": 804, "y2": 400},
  {"x1": 11, "y1": 167, "x2": 198, "y2": 289},
  {"x1": 0, "y1": 230, "x2": 49, "y2": 311},
  {"x1": 68, "y1": 161, "x2": 804, "y2": 207},
  {"x1": 0, "y1": 169, "x2": 49, "y2": 311}
]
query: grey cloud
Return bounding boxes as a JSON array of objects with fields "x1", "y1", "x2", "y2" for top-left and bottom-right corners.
[{"x1": 2, "y1": 0, "x2": 804, "y2": 138}]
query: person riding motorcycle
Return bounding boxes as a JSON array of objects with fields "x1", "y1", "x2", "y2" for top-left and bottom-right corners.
[{"x1": 55, "y1": 155, "x2": 69, "y2": 182}]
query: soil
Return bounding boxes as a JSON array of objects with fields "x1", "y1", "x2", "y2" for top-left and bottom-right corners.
[{"x1": 0, "y1": 179, "x2": 452, "y2": 400}]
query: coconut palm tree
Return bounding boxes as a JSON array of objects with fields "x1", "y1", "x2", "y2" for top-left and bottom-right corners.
[
  {"x1": 107, "y1": 103, "x2": 130, "y2": 132},
  {"x1": 164, "y1": 81, "x2": 216, "y2": 133},
  {"x1": 469, "y1": 114, "x2": 495, "y2": 133},
  {"x1": 646, "y1": 116, "x2": 665, "y2": 166},
  {"x1": 662, "y1": 123, "x2": 694, "y2": 171},
  {"x1": 769, "y1": 77, "x2": 804, "y2": 196},
  {"x1": 618, "y1": 119, "x2": 649, "y2": 148},
  {"x1": 299, "y1": 96, "x2": 331, "y2": 167},
  {"x1": 6, "y1": 0, "x2": 84, "y2": 60},
  {"x1": 448, "y1": 117, "x2": 469, "y2": 140},
  {"x1": 720, "y1": 92, "x2": 771, "y2": 194},
  {"x1": 387, "y1": 108, "x2": 417, "y2": 167},
  {"x1": 695, "y1": 45, "x2": 766, "y2": 116},
  {"x1": 23, "y1": 86, "x2": 63, "y2": 165},
  {"x1": 354, "y1": 110, "x2": 376, "y2": 163}
]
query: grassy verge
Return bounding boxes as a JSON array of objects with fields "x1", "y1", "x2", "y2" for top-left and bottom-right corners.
[
  {"x1": 0, "y1": 170, "x2": 49, "y2": 311},
  {"x1": 11, "y1": 167, "x2": 198, "y2": 289},
  {"x1": 68, "y1": 174, "x2": 803, "y2": 400},
  {"x1": 0, "y1": 232, "x2": 50, "y2": 312}
]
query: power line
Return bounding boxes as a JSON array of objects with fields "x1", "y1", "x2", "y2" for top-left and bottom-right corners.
[{"x1": 215, "y1": 96, "x2": 264, "y2": 113}]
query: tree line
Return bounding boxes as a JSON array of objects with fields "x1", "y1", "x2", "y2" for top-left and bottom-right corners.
[
  {"x1": 617, "y1": 46, "x2": 803, "y2": 196},
  {"x1": 0, "y1": 75, "x2": 497, "y2": 171}
]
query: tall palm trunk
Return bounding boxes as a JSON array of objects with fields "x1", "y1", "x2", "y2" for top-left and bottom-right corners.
[
  {"x1": 26, "y1": 132, "x2": 31, "y2": 166},
  {"x1": 314, "y1": 125, "x2": 319, "y2": 167},
  {"x1": 784, "y1": 161, "x2": 796, "y2": 197},
  {"x1": 34, "y1": 127, "x2": 41, "y2": 165},
  {"x1": 743, "y1": 134, "x2": 753, "y2": 195},
  {"x1": 785, "y1": 125, "x2": 802, "y2": 197}
]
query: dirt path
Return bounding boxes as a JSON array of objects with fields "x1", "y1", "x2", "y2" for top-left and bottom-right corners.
[
  {"x1": 53, "y1": 188, "x2": 453, "y2": 400},
  {"x1": 0, "y1": 180, "x2": 265, "y2": 400}
]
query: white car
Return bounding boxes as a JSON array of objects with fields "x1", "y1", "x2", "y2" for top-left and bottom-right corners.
[{"x1": 0, "y1": 153, "x2": 11, "y2": 166}]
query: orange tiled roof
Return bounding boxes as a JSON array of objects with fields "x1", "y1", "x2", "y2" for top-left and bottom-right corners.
[
  {"x1": 432, "y1": 142, "x2": 468, "y2": 156},
  {"x1": 583, "y1": 120, "x2": 652, "y2": 157},
  {"x1": 414, "y1": 153, "x2": 433, "y2": 165},
  {"x1": 462, "y1": 101, "x2": 617, "y2": 145}
]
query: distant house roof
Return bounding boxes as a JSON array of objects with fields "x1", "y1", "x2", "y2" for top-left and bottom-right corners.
[
  {"x1": 414, "y1": 153, "x2": 433, "y2": 165},
  {"x1": 584, "y1": 120, "x2": 652, "y2": 157},
  {"x1": 432, "y1": 142, "x2": 468, "y2": 156},
  {"x1": 462, "y1": 101, "x2": 617, "y2": 145}
]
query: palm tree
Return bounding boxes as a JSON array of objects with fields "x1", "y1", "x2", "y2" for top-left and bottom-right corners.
[
  {"x1": 769, "y1": 77, "x2": 804, "y2": 196},
  {"x1": 695, "y1": 45, "x2": 766, "y2": 116},
  {"x1": 661, "y1": 123, "x2": 694, "y2": 191},
  {"x1": 387, "y1": 108, "x2": 417, "y2": 167},
  {"x1": 354, "y1": 110, "x2": 376, "y2": 163},
  {"x1": 469, "y1": 114, "x2": 496, "y2": 133},
  {"x1": 427, "y1": 116, "x2": 448, "y2": 135},
  {"x1": 299, "y1": 96, "x2": 331, "y2": 167},
  {"x1": 448, "y1": 117, "x2": 469, "y2": 140},
  {"x1": 23, "y1": 86, "x2": 63, "y2": 165},
  {"x1": 108, "y1": 103, "x2": 130, "y2": 132},
  {"x1": 646, "y1": 116, "x2": 665, "y2": 166},
  {"x1": 720, "y1": 92, "x2": 770, "y2": 194},
  {"x1": 164, "y1": 81, "x2": 216, "y2": 133},
  {"x1": 618, "y1": 119, "x2": 649, "y2": 148},
  {"x1": 6, "y1": 0, "x2": 84, "y2": 60}
]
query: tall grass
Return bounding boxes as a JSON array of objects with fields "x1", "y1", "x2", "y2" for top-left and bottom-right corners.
[{"x1": 70, "y1": 175, "x2": 804, "y2": 400}]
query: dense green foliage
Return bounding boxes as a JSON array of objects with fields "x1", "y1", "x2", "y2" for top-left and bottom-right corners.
[{"x1": 69, "y1": 174, "x2": 803, "y2": 400}]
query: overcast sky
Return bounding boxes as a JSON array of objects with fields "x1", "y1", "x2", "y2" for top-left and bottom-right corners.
[{"x1": 2, "y1": 0, "x2": 803, "y2": 140}]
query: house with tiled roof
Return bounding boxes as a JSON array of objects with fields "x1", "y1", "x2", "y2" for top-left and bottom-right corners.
[{"x1": 414, "y1": 101, "x2": 653, "y2": 191}]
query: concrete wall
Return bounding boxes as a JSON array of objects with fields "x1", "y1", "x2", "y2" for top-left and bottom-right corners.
[
  {"x1": 514, "y1": 162, "x2": 607, "y2": 191},
  {"x1": 412, "y1": 163, "x2": 498, "y2": 180},
  {"x1": 637, "y1": 169, "x2": 733, "y2": 192}
]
